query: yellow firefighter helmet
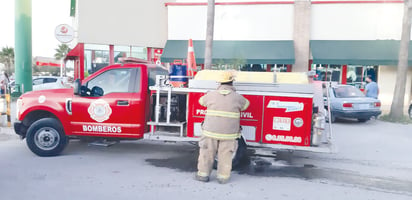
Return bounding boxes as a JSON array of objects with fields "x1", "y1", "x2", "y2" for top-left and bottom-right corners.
[{"x1": 218, "y1": 71, "x2": 234, "y2": 83}]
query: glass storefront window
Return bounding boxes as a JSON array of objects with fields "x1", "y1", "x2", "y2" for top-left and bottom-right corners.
[
  {"x1": 84, "y1": 44, "x2": 110, "y2": 76},
  {"x1": 241, "y1": 64, "x2": 265, "y2": 71},
  {"x1": 114, "y1": 45, "x2": 130, "y2": 63},
  {"x1": 311, "y1": 64, "x2": 342, "y2": 82},
  {"x1": 346, "y1": 65, "x2": 363, "y2": 88},
  {"x1": 114, "y1": 45, "x2": 147, "y2": 62},
  {"x1": 347, "y1": 65, "x2": 378, "y2": 89},
  {"x1": 239, "y1": 64, "x2": 288, "y2": 72},
  {"x1": 83, "y1": 44, "x2": 148, "y2": 76},
  {"x1": 131, "y1": 46, "x2": 147, "y2": 60},
  {"x1": 271, "y1": 64, "x2": 288, "y2": 72},
  {"x1": 311, "y1": 64, "x2": 378, "y2": 88}
]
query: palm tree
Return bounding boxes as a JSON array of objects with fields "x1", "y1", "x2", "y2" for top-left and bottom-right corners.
[
  {"x1": 54, "y1": 44, "x2": 71, "y2": 60},
  {"x1": 0, "y1": 46, "x2": 15, "y2": 74},
  {"x1": 389, "y1": 0, "x2": 412, "y2": 120},
  {"x1": 204, "y1": 0, "x2": 215, "y2": 69}
]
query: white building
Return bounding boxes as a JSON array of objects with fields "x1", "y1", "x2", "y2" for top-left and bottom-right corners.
[{"x1": 67, "y1": 0, "x2": 412, "y2": 113}]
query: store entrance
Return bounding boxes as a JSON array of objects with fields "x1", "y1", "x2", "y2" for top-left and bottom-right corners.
[
  {"x1": 346, "y1": 65, "x2": 378, "y2": 89},
  {"x1": 311, "y1": 64, "x2": 379, "y2": 89}
]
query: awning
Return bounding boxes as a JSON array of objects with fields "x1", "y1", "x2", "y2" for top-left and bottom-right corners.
[
  {"x1": 65, "y1": 43, "x2": 84, "y2": 60},
  {"x1": 161, "y1": 40, "x2": 295, "y2": 64},
  {"x1": 310, "y1": 40, "x2": 410, "y2": 65}
]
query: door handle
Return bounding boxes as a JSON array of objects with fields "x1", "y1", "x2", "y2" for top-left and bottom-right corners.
[{"x1": 117, "y1": 100, "x2": 129, "y2": 106}]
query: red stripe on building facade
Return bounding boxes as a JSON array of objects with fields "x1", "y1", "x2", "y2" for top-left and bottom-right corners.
[{"x1": 165, "y1": 1, "x2": 403, "y2": 6}]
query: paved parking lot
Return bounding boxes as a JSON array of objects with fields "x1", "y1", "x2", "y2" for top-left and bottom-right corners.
[{"x1": 1, "y1": 118, "x2": 412, "y2": 200}]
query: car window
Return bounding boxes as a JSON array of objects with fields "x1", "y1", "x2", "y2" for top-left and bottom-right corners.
[
  {"x1": 43, "y1": 78, "x2": 57, "y2": 83},
  {"x1": 32, "y1": 78, "x2": 43, "y2": 85},
  {"x1": 333, "y1": 86, "x2": 365, "y2": 98},
  {"x1": 87, "y1": 68, "x2": 133, "y2": 95}
]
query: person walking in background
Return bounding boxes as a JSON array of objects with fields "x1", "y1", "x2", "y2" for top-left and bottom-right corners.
[
  {"x1": 195, "y1": 71, "x2": 250, "y2": 184},
  {"x1": 0, "y1": 72, "x2": 9, "y2": 95},
  {"x1": 365, "y1": 75, "x2": 379, "y2": 99}
]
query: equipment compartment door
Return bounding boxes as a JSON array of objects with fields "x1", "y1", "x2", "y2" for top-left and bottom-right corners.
[
  {"x1": 187, "y1": 93, "x2": 263, "y2": 143},
  {"x1": 262, "y1": 96, "x2": 313, "y2": 146}
]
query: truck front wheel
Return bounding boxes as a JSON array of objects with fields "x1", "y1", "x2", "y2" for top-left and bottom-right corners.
[{"x1": 26, "y1": 118, "x2": 68, "y2": 157}]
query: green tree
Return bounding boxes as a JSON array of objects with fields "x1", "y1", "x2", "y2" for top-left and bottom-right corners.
[
  {"x1": 54, "y1": 44, "x2": 71, "y2": 60},
  {"x1": 0, "y1": 46, "x2": 15, "y2": 74}
]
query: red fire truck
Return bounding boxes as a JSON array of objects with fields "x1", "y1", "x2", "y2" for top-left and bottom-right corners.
[{"x1": 14, "y1": 61, "x2": 333, "y2": 161}]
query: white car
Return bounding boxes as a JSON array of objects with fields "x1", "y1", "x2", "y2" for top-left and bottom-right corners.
[{"x1": 9, "y1": 76, "x2": 70, "y2": 92}]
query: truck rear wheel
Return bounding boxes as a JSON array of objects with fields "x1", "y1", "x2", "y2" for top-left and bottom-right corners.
[{"x1": 26, "y1": 118, "x2": 68, "y2": 157}]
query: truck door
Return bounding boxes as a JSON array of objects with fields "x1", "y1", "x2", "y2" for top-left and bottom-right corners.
[{"x1": 70, "y1": 66, "x2": 148, "y2": 139}]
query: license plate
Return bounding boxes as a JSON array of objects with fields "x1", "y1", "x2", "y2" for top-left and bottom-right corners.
[{"x1": 358, "y1": 104, "x2": 370, "y2": 109}]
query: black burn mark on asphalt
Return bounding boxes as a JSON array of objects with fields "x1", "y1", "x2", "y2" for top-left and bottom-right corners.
[
  {"x1": 145, "y1": 146, "x2": 199, "y2": 172},
  {"x1": 145, "y1": 149, "x2": 412, "y2": 195}
]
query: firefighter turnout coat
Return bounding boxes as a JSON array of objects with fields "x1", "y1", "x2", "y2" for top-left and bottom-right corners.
[{"x1": 199, "y1": 84, "x2": 250, "y2": 139}]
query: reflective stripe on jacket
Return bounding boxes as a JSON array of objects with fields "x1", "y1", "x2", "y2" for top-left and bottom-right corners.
[{"x1": 199, "y1": 84, "x2": 250, "y2": 140}]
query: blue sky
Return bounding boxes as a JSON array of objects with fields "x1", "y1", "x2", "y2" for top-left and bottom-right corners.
[{"x1": 0, "y1": 0, "x2": 72, "y2": 58}]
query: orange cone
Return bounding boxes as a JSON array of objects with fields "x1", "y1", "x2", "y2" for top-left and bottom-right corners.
[{"x1": 187, "y1": 39, "x2": 197, "y2": 77}]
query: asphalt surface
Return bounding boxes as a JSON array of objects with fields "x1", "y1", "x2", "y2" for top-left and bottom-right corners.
[{"x1": 0, "y1": 102, "x2": 411, "y2": 200}]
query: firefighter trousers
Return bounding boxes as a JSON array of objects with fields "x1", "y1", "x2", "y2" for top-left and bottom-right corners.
[{"x1": 197, "y1": 136, "x2": 238, "y2": 180}]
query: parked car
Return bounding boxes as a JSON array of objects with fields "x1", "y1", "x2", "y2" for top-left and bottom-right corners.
[
  {"x1": 8, "y1": 76, "x2": 70, "y2": 93},
  {"x1": 324, "y1": 84, "x2": 382, "y2": 122},
  {"x1": 409, "y1": 101, "x2": 412, "y2": 119}
]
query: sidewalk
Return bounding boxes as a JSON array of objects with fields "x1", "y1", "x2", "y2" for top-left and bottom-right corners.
[
  {"x1": 0, "y1": 126, "x2": 18, "y2": 141},
  {"x1": 0, "y1": 97, "x2": 17, "y2": 141}
]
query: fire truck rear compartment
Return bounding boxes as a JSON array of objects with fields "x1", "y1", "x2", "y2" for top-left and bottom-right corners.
[{"x1": 146, "y1": 72, "x2": 334, "y2": 153}]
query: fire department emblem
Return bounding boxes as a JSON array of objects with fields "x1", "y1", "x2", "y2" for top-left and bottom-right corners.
[
  {"x1": 293, "y1": 118, "x2": 304, "y2": 128},
  {"x1": 88, "y1": 99, "x2": 112, "y2": 122}
]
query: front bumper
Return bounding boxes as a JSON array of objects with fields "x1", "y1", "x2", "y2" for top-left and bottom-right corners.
[
  {"x1": 333, "y1": 110, "x2": 382, "y2": 119},
  {"x1": 14, "y1": 121, "x2": 27, "y2": 138}
]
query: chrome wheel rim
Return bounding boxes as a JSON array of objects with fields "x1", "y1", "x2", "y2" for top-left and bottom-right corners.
[{"x1": 34, "y1": 127, "x2": 60, "y2": 150}]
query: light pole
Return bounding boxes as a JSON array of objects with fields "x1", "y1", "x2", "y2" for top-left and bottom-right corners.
[{"x1": 15, "y1": 0, "x2": 33, "y2": 94}]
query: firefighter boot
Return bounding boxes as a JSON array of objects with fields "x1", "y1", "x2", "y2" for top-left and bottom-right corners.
[
  {"x1": 194, "y1": 173, "x2": 210, "y2": 182},
  {"x1": 217, "y1": 177, "x2": 229, "y2": 184}
]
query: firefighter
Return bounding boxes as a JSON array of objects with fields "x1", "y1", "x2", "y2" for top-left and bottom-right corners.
[{"x1": 195, "y1": 71, "x2": 250, "y2": 184}]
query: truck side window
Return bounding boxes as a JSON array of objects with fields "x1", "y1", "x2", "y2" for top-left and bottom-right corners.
[{"x1": 86, "y1": 68, "x2": 133, "y2": 95}]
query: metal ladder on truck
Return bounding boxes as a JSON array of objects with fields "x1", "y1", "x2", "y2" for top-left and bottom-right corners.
[{"x1": 145, "y1": 75, "x2": 199, "y2": 142}]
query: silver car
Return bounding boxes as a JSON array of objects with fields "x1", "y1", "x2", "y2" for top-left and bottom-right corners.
[
  {"x1": 8, "y1": 76, "x2": 70, "y2": 93},
  {"x1": 324, "y1": 84, "x2": 382, "y2": 123}
]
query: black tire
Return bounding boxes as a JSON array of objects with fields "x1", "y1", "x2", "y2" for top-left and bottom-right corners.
[
  {"x1": 26, "y1": 118, "x2": 68, "y2": 157},
  {"x1": 325, "y1": 108, "x2": 336, "y2": 123},
  {"x1": 213, "y1": 137, "x2": 248, "y2": 169},
  {"x1": 326, "y1": 111, "x2": 336, "y2": 123},
  {"x1": 330, "y1": 114, "x2": 336, "y2": 123}
]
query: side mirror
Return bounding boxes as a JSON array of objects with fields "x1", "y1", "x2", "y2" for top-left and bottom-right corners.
[
  {"x1": 80, "y1": 85, "x2": 89, "y2": 96},
  {"x1": 73, "y1": 79, "x2": 81, "y2": 95},
  {"x1": 90, "y1": 86, "x2": 104, "y2": 97}
]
